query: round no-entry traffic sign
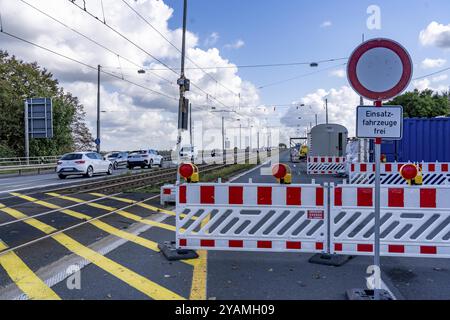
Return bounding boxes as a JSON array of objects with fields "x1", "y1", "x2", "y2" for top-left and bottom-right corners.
[{"x1": 347, "y1": 38, "x2": 413, "y2": 101}]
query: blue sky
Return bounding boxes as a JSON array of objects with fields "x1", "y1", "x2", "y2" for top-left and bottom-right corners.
[{"x1": 166, "y1": 0, "x2": 450, "y2": 105}]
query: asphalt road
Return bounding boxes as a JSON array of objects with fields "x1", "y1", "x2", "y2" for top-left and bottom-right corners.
[{"x1": 0, "y1": 150, "x2": 449, "y2": 300}]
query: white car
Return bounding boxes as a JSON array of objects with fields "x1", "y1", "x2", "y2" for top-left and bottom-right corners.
[
  {"x1": 127, "y1": 149, "x2": 164, "y2": 169},
  {"x1": 180, "y1": 146, "x2": 198, "y2": 162},
  {"x1": 56, "y1": 152, "x2": 113, "y2": 179}
]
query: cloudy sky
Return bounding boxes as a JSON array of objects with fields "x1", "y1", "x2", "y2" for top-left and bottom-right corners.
[{"x1": 0, "y1": 0, "x2": 449, "y2": 151}]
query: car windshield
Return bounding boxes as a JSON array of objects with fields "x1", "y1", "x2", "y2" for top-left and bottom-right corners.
[
  {"x1": 61, "y1": 153, "x2": 83, "y2": 160},
  {"x1": 109, "y1": 153, "x2": 119, "y2": 158},
  {"x1": 130, "y1": 150, "x2": 146, "y2": 155}
]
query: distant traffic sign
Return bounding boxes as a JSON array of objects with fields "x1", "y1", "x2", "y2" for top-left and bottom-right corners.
[
  {"x1": 347, "y1": 38, "x2": 412, "y2": 101},
  {"x1": 356, "y1": 106, "x2": 403, "y2": 139},
  {"x1": 26, "y1": 98, "x2": 53, "y2": 139},
  {"x1": 95, "y1": 138, "x2": 101, "y2": 145}
]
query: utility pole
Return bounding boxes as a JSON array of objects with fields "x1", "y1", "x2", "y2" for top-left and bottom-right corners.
[
  {"x1": 325, "y1": 98, "x2": 329, "y2": 124},
  {"x1": 176, "y1": 0, "x2": 189, "y2": 181},
  {"x1": 222, "y1": 116, "x2": 225, "y2": 164},
  {"x1": 239, "y1": 122, "x2": 242, "y2": 150},
  {"x1": 315, "y1": 114, "x2": 318, "y2": 126},
  {"x1": 189, "y1": 102, "x2": 193, "y2": 147},
  {"x1": 24, "y1": 100, "x2": 29, "y2": 163},
  {"x1": 96, "y1": 65, "x2": 101, "y2": 153}
]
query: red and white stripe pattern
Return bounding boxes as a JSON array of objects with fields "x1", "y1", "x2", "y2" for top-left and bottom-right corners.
[
  {"x1": 176, "y1": 183, "x2": 327, "y2": 254},
  {"x1": 350, "y1": 162, "x2": 450, "y2": 173},
  {"x1": 307, "y1": 156, "x2": 346, "y2": 175},
  {"x1": 178, "y1": 184, "x2": 325, "y2": 207},
  {"x1": 160, "y1": 184, "x2": 176, "y2": 206},
  {"x1": 332, "y1": 242, "x2": 450, "y2": 258},
  {"x1": 308, "y1": 156, "x2": 346, "y2": 164},
  {"x1": 177, "y1": 238, "x2": 325, "y2": 253},
  {"x1": 330, "y1": 184, "x2": 450, "y2": 258},
  {"x1": 333, "y1": 185, "x2": 450, "y2": 209}
]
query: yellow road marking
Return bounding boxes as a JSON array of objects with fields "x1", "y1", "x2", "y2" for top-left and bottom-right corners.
[
  {"x1": 0, "y1": 205, "x2": 185, "y2": 300},
  {"x1": 13, "y1": 193, "x2": 193, "y2": 266},
  {"x1": 11, "y1": 193, "x2": 161, "y2": 252},
  {"x1": 189, "y1": 215, "x2": 209, "y2": 300},
  {"x1": 0, "y1": 240, "x2": 60, "y2": 300},
  {"x1": 45, "y1": 193, "x2": 182, "y2": 232},
  {"x1": 1, "y1": 207, "x2": 57, "y2": 234},
  {"x1": 52, "y1": 233, "x2": 184, "y2": 300},
  {"x1": 90, "y1": 193, "x2": 197, "y2": 220}
]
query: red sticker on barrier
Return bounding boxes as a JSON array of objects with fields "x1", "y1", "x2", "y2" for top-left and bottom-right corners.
[
  {"x1": 420, "y1": 189, "x2": 436, "y2": 208},
  {"x1": 334, "y1": 187, "x2": 342, "y2": 206},
  {"x1": 229, "y1": 186, "x2": 244, "y2": 205},
  {"x1": 163, "y1": 188, "x2": 171, "y2": 195},
  {"x1": 388, "y1": 188, "x2": 404, "y2": 207},
  {"x1": 357, "y1": 188, "x2": 373, "y2": 207},
  {"x1": 200, "y1": 186, "x2": 215, "y2": 204},
  {"x1": 316, "y1": 187, "x2": 324, "y2": 206},
  {"x1": 357, "y1": 244, "x2": 373, "y2": 252},
  {"x1": 308, "y1": 210, "x2": 324, "y2": 220},
  {"x1": 286, "y1": 241, "x2": 301, "y2": 250},
  {"x1": 385, "y1": 164, "x2": 392, "y2": 172},
  {"x1": 388, "y1": 245, "x2": 405, "y2": 253},
  {"x1": 258, "y1": 187, "x2": 272, "y2": 205},
  {"x1": 257, "y1": 241, "x2": 272, "y2": 249},
  {"x1": 286, "y1": 187, "x2": 301, "y2": 206},
  {"x1": 442, "y1": 164, "x2": 449, "y2": 172},
  {"x1": 179, "y1": 186, "x2": 186, "y2": 203},
  {"x1": 200, "y1": 239, "x2": 215, "y2": 247},
  {"x1": 229, "y1": 240, "x2": 243, "y2": 248}
]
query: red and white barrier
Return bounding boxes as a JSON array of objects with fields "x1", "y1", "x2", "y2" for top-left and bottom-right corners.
[
  {"x1": 349, "y1": 162, "x2": 450, "y2": 185},
  {"x1": 160, "y1": 184, "x2": 176, "y2": 206},
  {"x1": 307, "y1": 156, "x2": 346, "y2": 175},
  {"x1": 330, "y1": 184, "x2": 450, "y2": 258},
  {"x1": 176, "y1": 183, "x2": 327, "y2": 253}
]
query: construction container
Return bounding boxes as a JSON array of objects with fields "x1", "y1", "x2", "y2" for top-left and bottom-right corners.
[
  {"x1": 370, "y1": 117, "x2": 450, "y2": 162},
  {"x1": 309, "y1": 124, "x2": 348, "y2": 157}
]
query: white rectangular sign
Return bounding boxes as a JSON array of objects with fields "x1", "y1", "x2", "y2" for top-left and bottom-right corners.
[{"x1": 356, "y1": 106, "x2": 403, "y2": 140}]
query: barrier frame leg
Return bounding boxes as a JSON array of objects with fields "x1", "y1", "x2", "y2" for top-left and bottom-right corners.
[
  {"x1": 158, "y1": 241, "x2": 198, "y2": 261},
  {"x1": 309, "y1": 182, "x2": 353, "y2": 267}
]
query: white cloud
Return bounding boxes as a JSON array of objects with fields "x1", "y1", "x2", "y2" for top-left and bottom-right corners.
[
  {"x1": 421, "y1": 58, "x2": 447, "y2": 69},
  {"x1": 432, "y1": 74, "x2": 448, "y2": 82},
  {"x1": 204, "y1": 32, "x2": 219, "y2": 47},
  {"x1": 330, "y1": 69, "x2": 346, "y2": 78},
  {"x1": 224, "y1": 39, "x2": 245, "y2": 50},
  {"x1": 320, "y1": 21, "x2": 332, "y2": 28},
  {"x1": 419, "y1": 21, "x2": 450, "y2": 48},
  {"x1": 412, "y1": 77, "x2": 449, "y2": 92},
  {"x1": 280, "y1": 86, "x2": 360, "y2": 137},
  {"x1": 0, "y1": 0, "x2": 260, "y2": 151}
]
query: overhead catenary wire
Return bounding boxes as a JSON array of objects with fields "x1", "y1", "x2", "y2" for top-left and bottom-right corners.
[
  {"x1": 258, "y1": 62, "x2": 348, "y2": 89},
  {"x1": 69, "y1": 0, "x2": 234, "y2": 110},
  {"x1": 120, "y1": 0, "x2": 239, "y2": 97},
  {"x1": 68, "y1": 0, "x2": 179, "y2": 76},
  {"x1": 0, "y1": 30, "x2": 178, "y2": 101},
  {"x1": 19, "y1": 0, "x2": 175, "y2": 86}
]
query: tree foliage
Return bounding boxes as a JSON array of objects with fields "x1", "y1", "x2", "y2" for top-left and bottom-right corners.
[
  {"x1": 0, "y1": 51, "x2": 94, "y2": 157},
  {"x1": 387, "y1": 89, "x2": 450, "y2": 118}
]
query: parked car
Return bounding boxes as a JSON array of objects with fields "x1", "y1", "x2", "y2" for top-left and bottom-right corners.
[
  {"x1": 127, "y1": 149, "x2": 163, "y2": 169},
  {"x1": 106, "y1": 151, "x2": 128, "y2": 169},
  {"x1": 180, "y1": 146, "x2": 198, "y2": 162},
  {"x1": 56, "y1": 152, "x2": 112, "y2": 179}
]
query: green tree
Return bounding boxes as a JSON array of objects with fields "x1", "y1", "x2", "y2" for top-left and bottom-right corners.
[
  {"x1": 387, "y1": 89, "x2": 450, "y2": 118},
  {"x1": 0, "y1": 51, "x2": 94, "y2": 157}
]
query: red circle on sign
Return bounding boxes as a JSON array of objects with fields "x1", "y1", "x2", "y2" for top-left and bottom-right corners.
[
  {"x1": 272, "y1": 164, "x2": 287, "y2": 179},
  {"x1": 179, "y1": 163, "x2": 194, "y2": 179},
  {"x1": 347, "y1": 38, "x2": 412, "y2": 101},
  {"x1": 400, "y1": 164, "x2": 418, "y2": 180}
]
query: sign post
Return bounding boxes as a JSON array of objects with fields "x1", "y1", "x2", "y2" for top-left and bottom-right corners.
[{"x1": 347, "y1": 38, "x2": 412, "y2": 300}]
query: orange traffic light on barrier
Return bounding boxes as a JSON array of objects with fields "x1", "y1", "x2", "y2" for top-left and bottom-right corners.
[
  {"x1": 272, "y1": 163, "x2": 292, "y2": 184},
  {"x1": 400, "y1": 163, "x2": 422, "y2": 185}
]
